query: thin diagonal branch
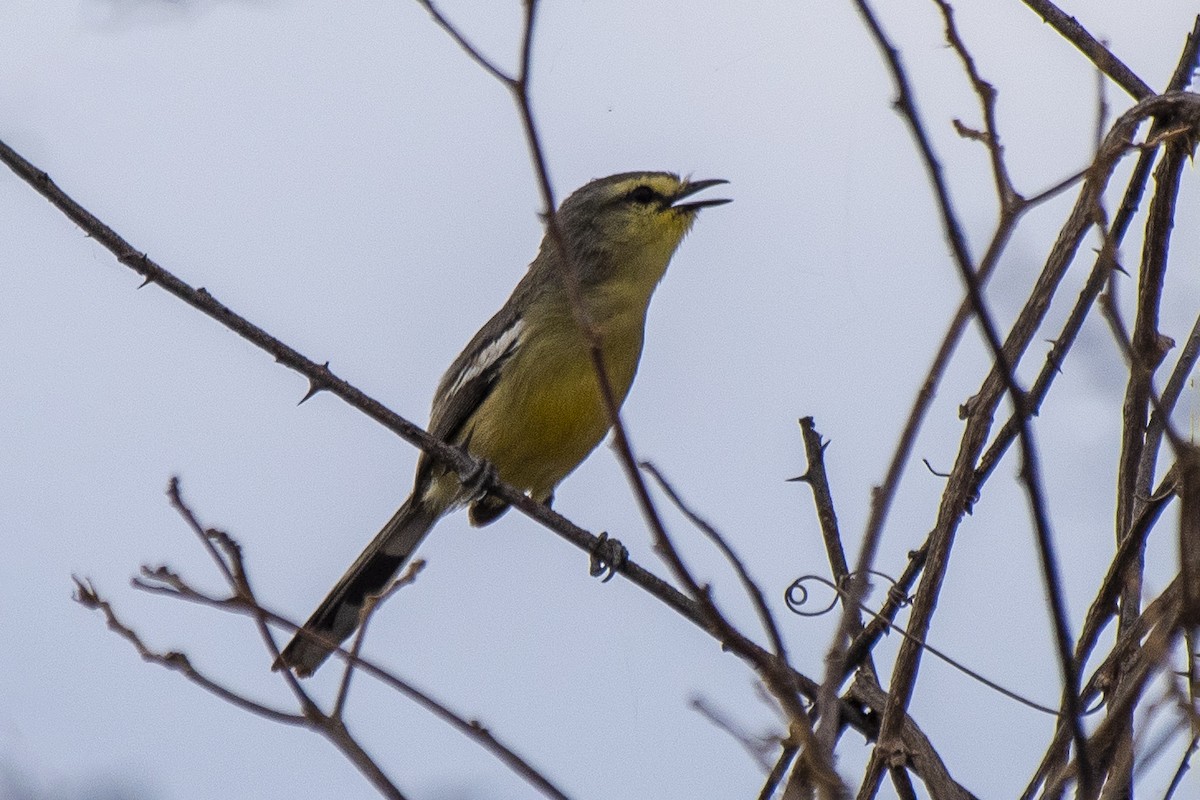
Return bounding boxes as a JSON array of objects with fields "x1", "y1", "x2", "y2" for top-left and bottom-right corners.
[
  {"x1": 759, "y1": 741, "x2": 799, "y2": 800},
  {"x1": 642, "y1": 462, "x2": 789, "y2": 664},
  {"x1": 73, "y1": 577, "x2": 307, "y2": 728},
  {"x1": 934, "y1": 0, "x2": 1018, "y2": 207},
  {"x1": 414, "y1": 1, "x2": 514, "y2": 84},
  {"x1": 333, "y1": 562, "x2": 424, "y2": 720},
  {"x1": 1019, "y1": 0, "x2": 1153, "y2": 100}
]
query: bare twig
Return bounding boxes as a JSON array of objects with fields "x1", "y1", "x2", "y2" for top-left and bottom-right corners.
[
  {"x1": 972, "y1": 140, "x2": 1154, "y2": 494},
  {"x1": 793, "y1": 418, "x2": 852, "y2": 591},
  {"x1": 889, "y1": 767, "x2": 919, "y2": 800},
  {"x1": 934, "y1": 0, "x2": 1017, "y2": 207},
  {"x1": 689, "y1": 696, "x2": 777, "y2": 771},
  {"x1": 1019, "y1": 0, "x2": 1153, "y2": 100},
  {"x1": 841, "y1": 547, "x2": 927, "y2": 680},
  {"x1": 1044, "y1": 585, "x2": 1183, "y2": 796},
  {"x1": 413, "y1": 1, "x2": 513, "y2": 84},
  {"x1": 1021, "y1": 472, "x2": 1177, "y2": 799},
  {"x1": 1112, "y1": 106, "x2": 1192, "y2": 576},
  {"x1": 333, "y1": 562, "x2": 424, "y2": 720},
  {"x1": 1168, "y1": 17, "x2": 1200, "y2": 93},
  {"x1": 973, "y1": 16, "x2": 1200, "y2": 504},
  {"x1": 1162, "y1": 736, "x2": 1199, "y2": 800},
  {"x1": 75, "y1": 576, "x2": 410, "y2": 800},
  {"x1": 759, "y1": 741, "x2": 800, "y2": 800},
  {"x1": 642, "y1": 461, "x2": 789, "y2": 664},
  {"x1": 791, "y1": 416, "x2": 877, "y2": 756},
  {"x1": 138, "y1": 573, "x2": 575, "y2": 800},
  {"x1": 1140, "y1": 313, "x2": 1200, "y2": 493},
  {"x1": 1108, "y1": 128, "x2": 1196, "y2": 794},
  {"x1": 165, "y1": 479, "x2": 318, "y2": 714},
  {"x1": 73, "y1": 577, "x2": 306, "y2": 727},
  {"x1": 838, "y1": 3, "x2": 1142, "y2": 720}
]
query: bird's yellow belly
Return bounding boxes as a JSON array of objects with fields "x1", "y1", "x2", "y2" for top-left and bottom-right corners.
[{"x1": 464, "y1": 321, "x2": 642, "y2": 500}]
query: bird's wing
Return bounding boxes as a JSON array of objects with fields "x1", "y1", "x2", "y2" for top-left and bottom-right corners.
[{"x1": 415, "y1": 305, "x2": 526, "y2": 487}]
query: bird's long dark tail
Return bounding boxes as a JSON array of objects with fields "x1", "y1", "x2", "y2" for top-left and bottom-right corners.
[{"x1": 275, "y1": 496, "x2": 439, "y2": 677}]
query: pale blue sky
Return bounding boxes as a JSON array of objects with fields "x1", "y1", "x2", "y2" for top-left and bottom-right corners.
[{"x1": 3, "y1": 1, "x2": 1200, "y2": 798}]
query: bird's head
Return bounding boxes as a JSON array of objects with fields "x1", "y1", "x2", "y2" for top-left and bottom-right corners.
[{"x1": 546, "y1": 171, "x2": 729, "y2": 295}]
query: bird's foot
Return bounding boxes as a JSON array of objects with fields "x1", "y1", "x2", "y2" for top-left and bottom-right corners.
[
  {"x1": 589, "y1": 532, "x2": 627, "y2": 583},
  {"x1": 459, "y1": 455, "x2": 498, "y2": 503}
]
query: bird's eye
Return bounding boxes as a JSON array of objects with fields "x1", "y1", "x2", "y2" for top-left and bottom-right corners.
[{"x1": 626, "y1": 185, "x2": 659, "y2": 204}]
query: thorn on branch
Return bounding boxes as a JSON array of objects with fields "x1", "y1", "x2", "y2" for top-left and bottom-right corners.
[
  {"x1": 1044, "y1": 346, "x2": 1065, "y2": 375},
  {"x1": 1152, "y1": 332, "x2": 1178, "y2": 367},
  {"x1": 299, "y1": 362, "x2": 333, "y2": 404}
]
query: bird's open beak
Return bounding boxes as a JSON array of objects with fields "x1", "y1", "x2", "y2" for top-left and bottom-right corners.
[{"x1": 671, "y1": 178, "x2": 731, "y2": 211}]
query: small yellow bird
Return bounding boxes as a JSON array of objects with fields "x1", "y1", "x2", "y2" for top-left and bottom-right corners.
[{"x1": 277, "y1": 171, "x2": 729, "y2": 675}]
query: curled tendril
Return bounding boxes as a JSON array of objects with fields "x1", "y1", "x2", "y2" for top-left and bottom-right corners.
[
  {"x1": 782, "y1": 569, "x2": 1106, "y2": 719},
  {"x1": 784, "y1": 575, "x2": 834, "y2": 617},
  {"x1": 784, "y1": 570, "x2": 908, "y2": 617}
]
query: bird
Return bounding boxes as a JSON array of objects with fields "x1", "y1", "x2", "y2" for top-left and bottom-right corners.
[{"x1": 276, "y1": 171, "x2": 729, "y2": 676}]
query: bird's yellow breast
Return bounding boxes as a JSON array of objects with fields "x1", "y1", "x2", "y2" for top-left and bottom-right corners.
[{"x1": 461, "y1": 302, "x2": 646, "y2": 501}]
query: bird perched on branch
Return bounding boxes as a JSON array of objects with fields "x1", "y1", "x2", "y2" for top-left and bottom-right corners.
[{"x1": 276, "y1": 171, "x2": 729, "y2": 676}]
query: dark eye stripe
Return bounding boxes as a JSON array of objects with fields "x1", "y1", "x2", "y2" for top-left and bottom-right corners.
[{"x1": 626, "y1": 185, "x2": 660, "y2": 204}]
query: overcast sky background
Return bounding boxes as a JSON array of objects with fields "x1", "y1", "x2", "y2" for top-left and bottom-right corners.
[{"x1": 4, "y1": 1, "x2": 1200, "y2": 798}]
